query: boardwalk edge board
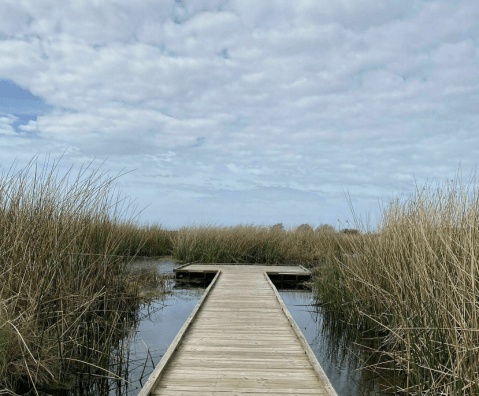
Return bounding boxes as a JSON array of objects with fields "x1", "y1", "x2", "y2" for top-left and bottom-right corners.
[
  {"x1": 172, "y1": 262, "x2": 194, "y2": 271},
  {"x1": 299, "y1": 264, "x2": 309, "y2": 272},
  {"x1": 264, "y1": 272, "x2": 339, "y2": 396},
  {"x1": 137, "y1": 270, "x2": 222, "y2": 396}
]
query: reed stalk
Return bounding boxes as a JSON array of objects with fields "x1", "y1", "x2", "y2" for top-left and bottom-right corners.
[{"x1": 315, "y1": 175, "x2": 479, "y2": 394}]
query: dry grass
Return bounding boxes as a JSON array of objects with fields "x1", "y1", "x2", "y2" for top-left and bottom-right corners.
[
  {"x1": 315, "y1": 176, "x2": 479, "y2": 395},
  {"x1": 171, "y1": 224, "x2": 348, "y2": 266},
  {"x1": 115, "y1": 223, "x2": 173, "y2": 257},
  {"x1": 0, "y1": 155, "x2": 161, "y2": 394}
]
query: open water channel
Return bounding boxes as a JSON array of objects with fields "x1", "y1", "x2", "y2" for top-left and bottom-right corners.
[{"x1": 66, "y1": 258, "x2": 388, "y2": 396}]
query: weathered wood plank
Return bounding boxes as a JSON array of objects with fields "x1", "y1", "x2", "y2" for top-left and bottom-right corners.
[
  {"x1": 181, "y1": 335, "x2": 296, "y2": 340},
  {"x1": 187, "y1": 325, "x2": 295, "y2": 331},
  {"x1": 169, "y1": 354, "x2": 311, "y2": 363},
  {"x1": 167, "y1": 360, "x2": 312, "y2": 369},
  {"x1": 160, "y1": 369, "x2": 319, "y2": 380},
  {"x1": 154, "y1": 391, "x2": 324, "y2": 396},
  {"x1": 190, "y1": 318, "x2": 289, "y2": 323},
  {"x1": 152, "y1": 385, "x2": 324, "y2": 395},
  {"x1": 187, "y1": 325, "x2": 296, "y2": 331},
  {"x1": 154, "y1": 378, "x2": 322, "y2": 388},
  {"x1": 180, "y1": 341, "x2": 303, "y2": 348}
]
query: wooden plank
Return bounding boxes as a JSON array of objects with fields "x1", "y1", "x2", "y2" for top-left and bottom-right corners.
[
  {"x1": 182, "y1": 334, "x2": 296, "y2": 340},
  {"x1": 169, "y1": 354, "x2": 311, "y2": 362},
  {"x1": 181, "y1": 344, "x2": 302, "y2": 354},
  {"x1": 196, "y1": 313, "x2": 286, "y2": 318},
  {"x1": 199, "y1": 307, "x2": 281, "y2": 312},
  {"x1": 180, "y1": 340, "x2": 303, "y2": 347},
  {"x1": 171, "y1": 351, "x2": 310, "y2": 359},
  {"x1": 152, "y1": 386, "x2": 324, "y2": 395},
  {"x1": 166, "y1": 360, "x2": 313, "y2": 368},
  {"x1": 180, "y1": 341, "x2": 307, "y2": 348},
  {"x1": 197, "y1": 310, "x2": 284, "y2": 315},
  {"x1": 154, "y1": 378, "x2": 322, "y2": 388},
  {"x1": 191, "y1": 317, "x2": 288, "y2": 322},
  {"x1": 299, "y1": 264, "x2": 311, "y2": 273},
  {"x1": 205, "y1": 298, "x2": 278, "y2": 301},
  {"x1": 155, "y1": 392, "x2": 323, "y2": 396},
  {"x1": 167, "y1": 360, "x2": 312, "y2": 369},
  {"x1": 197, "y1": 315, "x2": 287, "y2": 320},
  {"x1": 161, "y1": 368, "x2": 319, "y2": 379},
  {"x1": 187, "y1": 325, "x2": 296, "y2": 330},
  {"x1": 186, "y1": 325, "x2": 295, "y2": 330},
  {"x1": 172, "y1": 263, "x2": 194, "y2": 272},
  {"x1": 201, "y1": 304, "x2": 280, "y2": 307}
]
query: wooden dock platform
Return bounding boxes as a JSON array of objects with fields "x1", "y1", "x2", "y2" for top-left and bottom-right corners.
[{"x1": 138, "y1": 265, "x2": 337, "y2": 396}]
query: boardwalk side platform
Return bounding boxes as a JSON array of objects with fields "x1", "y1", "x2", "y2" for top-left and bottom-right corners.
[
  {"x1": 139, "y1": 265, "x2": 337, "y2": 396},
  {"x1": 174, "y1": 263, "x2": 312, "y2": 283}
]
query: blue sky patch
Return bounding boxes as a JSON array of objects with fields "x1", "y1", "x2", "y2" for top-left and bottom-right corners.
[{"x1": 0, "y1": 79, "x2": 53, "y2": 132}]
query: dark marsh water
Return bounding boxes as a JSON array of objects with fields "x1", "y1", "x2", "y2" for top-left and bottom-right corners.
[{"x1": 65, "y1": 258, "x2": 388, "y2": 396}]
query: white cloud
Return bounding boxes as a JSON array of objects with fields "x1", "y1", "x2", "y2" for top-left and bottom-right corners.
[
  {"x1": 0, "y1": 114, "x2": 18, "y2": 136},
  {"x1": 0, "y1": 0, "x2": 478, "y2": 227}
]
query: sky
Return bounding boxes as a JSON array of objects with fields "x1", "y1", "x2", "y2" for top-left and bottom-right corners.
[{"x1": 0, "y1": 0, "x2": 478, "y2": 230}]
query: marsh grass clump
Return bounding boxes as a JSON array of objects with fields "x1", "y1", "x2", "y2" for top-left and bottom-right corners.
[
  {"x1": 315, "y1": 176, "x2": 479, "y2": 394},
  {"x1": 126, "y1": 262, "x2": 174, "y2": 300},
  {"x1": 115, "y1": 223, "x2": 173, "y2": 257},
  {"x1": 171, "y1": 224, "x2": 346, "y2": 266},
  {"x1": 0, "y1": 156, "x2": 151, "y2": 394}
]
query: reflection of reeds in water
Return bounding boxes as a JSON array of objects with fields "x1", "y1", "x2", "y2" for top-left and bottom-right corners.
[
  {"x1": 315, "y1": 174, "x2": 479, "y2": 395},
  {"x1": 0, "y1": 155, "x2": 167, "y2": 394},
  {"x1": 127, "y1": 263, "x2": 175, "y2": 300},
  {"x1": 313, "y1": 305, "x2": 407, "y2": 395},
  {"x1": 66, "y1": 299, "x2": 167, "y2": 396}
]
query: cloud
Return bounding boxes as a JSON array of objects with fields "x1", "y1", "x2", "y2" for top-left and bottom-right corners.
[
  {"x1": 0, "y1": 0, "x2": 478, "y2": 227},
  {"x1": 0, "y1": 114, "x2": 18, "y2": 136}
]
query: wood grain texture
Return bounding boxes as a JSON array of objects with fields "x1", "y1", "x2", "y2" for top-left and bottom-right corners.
[{"x1": 140, "y1": 265, "x2": 337, "y2": 396}]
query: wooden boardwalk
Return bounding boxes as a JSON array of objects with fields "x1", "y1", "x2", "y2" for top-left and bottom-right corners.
[{"x1": 138, "y1": 265, "x2": 337, "y2": 396}]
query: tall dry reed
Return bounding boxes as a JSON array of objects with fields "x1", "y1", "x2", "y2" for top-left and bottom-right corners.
[
  {"x1": 171, "y1": 224, "x2": 350, "y2": 266},
  {"x1": 0, "y1": 155, "x2": 152, "y2": 394},
  {"x1": 315, "y1": 176, "x2": 479, "y2": 394}
]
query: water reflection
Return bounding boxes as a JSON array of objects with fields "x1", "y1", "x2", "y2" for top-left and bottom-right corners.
[
  {"x1": 279, "y1": 289, "x2": 393, "y2": 395},
  {"x1": 64, "y1": 288, "x2": 203, "y2": 396},
  {"x1": 65, "y1": 258, "x2": 204, "y2": 396}
]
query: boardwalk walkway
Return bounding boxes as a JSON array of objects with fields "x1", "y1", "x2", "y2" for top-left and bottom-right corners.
[{"x1": 139, "y1": 265, "x2": 337, "y2": 396}]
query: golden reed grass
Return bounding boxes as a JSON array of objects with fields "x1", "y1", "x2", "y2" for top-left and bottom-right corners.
[
  {"x1": 316, "y1": 176, "x2": 479, "y2": 395},
  {"x1": 171, "y1": 223, "x2": 346, "y2": 266},
  {"x1": 0, "y1": 155, "x2": 169, "y2": 394}
]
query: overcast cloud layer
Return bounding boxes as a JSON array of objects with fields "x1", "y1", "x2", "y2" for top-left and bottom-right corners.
[{"x1": 1, "y1": 0, "x2": 478, "y2": 229}]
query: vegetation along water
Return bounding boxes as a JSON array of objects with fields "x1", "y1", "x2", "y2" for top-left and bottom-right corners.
[{"x1": 0, "y1": 155, "x2": 478, "y2": 395}]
